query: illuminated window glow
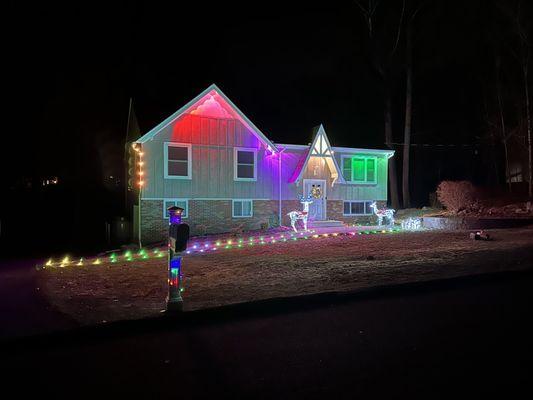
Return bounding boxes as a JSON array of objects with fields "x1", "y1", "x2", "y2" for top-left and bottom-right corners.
[{"x1": 342, "y1": 156, "x2": 377, "y2": 184}]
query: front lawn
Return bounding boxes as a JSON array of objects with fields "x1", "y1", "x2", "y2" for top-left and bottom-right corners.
[{"x1": 38, "y1": 227, "x2": 533, "y2": 325}]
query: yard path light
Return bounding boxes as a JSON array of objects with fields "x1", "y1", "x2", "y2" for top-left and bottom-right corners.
[{"x1": 166, "y1": 205, "x2": 189, "y2": 312}]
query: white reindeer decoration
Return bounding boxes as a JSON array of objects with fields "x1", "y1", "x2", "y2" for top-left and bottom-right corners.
[
  {"x1": 369, "y1": 201, "x2": 396, "y2": 226},
  {"x1": 287, "y1": 194, "x2": 314, "y2": 232}
]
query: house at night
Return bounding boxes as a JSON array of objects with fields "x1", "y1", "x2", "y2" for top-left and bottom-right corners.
[{"x1": 133, "y1": 84, "x2": 394, "y2": 243}]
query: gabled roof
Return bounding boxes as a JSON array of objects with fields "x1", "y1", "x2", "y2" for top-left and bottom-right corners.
[
  {"x1": 135, "y1": 84, "x2": 278, "y2": 152},
  {"x1": 288, "y1": 148, "x2": 310, "y2": 183},
  {"x1": 288, "y1": 124, "x2": 345, "y2": 185},
  {"x1": 275, "y1": 143, "x2": 395, "y2": 157}
]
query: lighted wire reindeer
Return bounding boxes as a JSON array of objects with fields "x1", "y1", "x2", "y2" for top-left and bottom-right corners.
[
  {"x1": 287, "y1": 194, "x2": 314, "y2": 232},
  {"x1": 369, "y1": 201, "x2": 396, "y2": 226}
]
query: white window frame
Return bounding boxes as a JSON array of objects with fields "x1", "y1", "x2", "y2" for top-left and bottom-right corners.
[
  {"x1": 341, "y1": 155, "x2": 377, "y2": 184},
  {"x1": 163, "y1": 199, "x2": 189, "y2": 219},
  {"x1": 233, "y1": 147, "x2": 257, "y2": 182},
  {"x1": 343, "y1": 200, "x2": 374, "y2": 216},
  {"x1": 232, "y1": 199, "x2": 253, "y2": 218},
  {"x1": 164, "y1": 142, "x2": 192, "y2": 180}
]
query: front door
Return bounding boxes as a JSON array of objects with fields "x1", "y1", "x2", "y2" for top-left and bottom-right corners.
[{"x1": 304, "y1": 179, "x2": 326, "y2": 220}]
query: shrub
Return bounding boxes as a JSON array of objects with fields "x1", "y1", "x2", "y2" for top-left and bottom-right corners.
[{"x1": 436, "y1": 181, "x2": 478, "y2": 213}]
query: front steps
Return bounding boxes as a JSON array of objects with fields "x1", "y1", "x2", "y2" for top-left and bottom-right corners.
[{"x1": 308, "y1": 220, "x2": 345, "y2": 228}]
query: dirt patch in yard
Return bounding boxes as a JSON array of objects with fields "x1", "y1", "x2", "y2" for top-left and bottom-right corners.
[{"x1": 38, "y1": 228, "x2": 533, "y2": 325}]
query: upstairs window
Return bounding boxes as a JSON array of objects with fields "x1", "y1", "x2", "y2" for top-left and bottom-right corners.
[
  {"x1": 164, "y1": 143, "x2": 191, "y2": 179},
  {"x1": 234, "y1": 148, "x2": 257, "y2": 181},
  {"x1": 342, "y1": 156, "x2": 377, "y2": 184}
]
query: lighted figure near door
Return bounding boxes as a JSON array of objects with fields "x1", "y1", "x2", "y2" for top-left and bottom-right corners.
[
  {"x1": 288, "y1": 194, "x2": 314, "y2": 232},
  {"x1": 369, "y1": 201, "x2": 396, "y2": 226}
]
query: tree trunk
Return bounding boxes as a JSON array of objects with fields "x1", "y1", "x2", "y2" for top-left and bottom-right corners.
[
  {"x1": 402, "y1": 23, "x2": 413, "y2": 208},
  {"x1": 524, "y1": 61, "x2": 532, "y2": 197},
  {"x1": 384, "y1": 86, "x2": 400, "y2": 209},
  {"x1": 496, "y1": 78, "x2": 511, "y2": 191}
]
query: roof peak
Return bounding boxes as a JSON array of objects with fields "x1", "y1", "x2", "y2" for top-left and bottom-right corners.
[{"x1": 135, "y1": 84, "x2": 278, "y2": 152}]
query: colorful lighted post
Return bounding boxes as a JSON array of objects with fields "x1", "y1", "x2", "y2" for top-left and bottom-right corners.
[{"x1": 166, "y1": 206, "x2": 189, "y2": 312}]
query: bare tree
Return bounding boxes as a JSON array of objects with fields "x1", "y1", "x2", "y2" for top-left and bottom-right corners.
[
  {"x1": 496, "y1": 0, "x2": 532, "y2": 195},
  {"x1": 354, "y1": 0, "x2": 401, "y2": 209},
  {"x1": 514, "y1": 3, "x2": 532, "y2": 197},
  {"x1": 402, "y1": 20, "x2": 413, "y2": 207},
  {"x1": 401, "y1": 2, "x2": 423, "y2": 208},
  {"x1": 494, "y1": 52, "x2": 513, "y2": 191},
  {"x1": 354, "y1": 0, "x2": 382, "y2": 38}
]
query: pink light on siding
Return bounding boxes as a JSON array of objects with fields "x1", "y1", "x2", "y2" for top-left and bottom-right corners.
[{"x1": 189, "y1": 93, "x2": 233, "y2": 119}]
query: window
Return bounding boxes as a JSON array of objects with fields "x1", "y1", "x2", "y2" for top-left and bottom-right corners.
[
  {"x1": 232, "y1": 200, "x2": 253, "y2": 218},
  {"x1": 234, "y1": 148, "x2": 257, "y2": 181},
  {"x1": 343, "y1": 200, "x2": 374, "y2": 216},
  {"x1": 341, "y1": 156, "x2": 377, "y2": 184},
  {"x1": 342, "y1": 157, "x2": 352, "y2": 181},
  {"x1": 163, "y1": 199, "x2": 188, "y2": 219},
  {"x1": 164, "y1": 143, "x2": 191, "y2": 179}
]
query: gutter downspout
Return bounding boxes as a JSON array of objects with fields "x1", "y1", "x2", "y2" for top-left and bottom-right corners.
[
  {"x1": 278, "y1": 148, "x2": 285, "y2": 227},
  {"x1": 138, "y1": 185, "x2": 142, "y2": 249}
]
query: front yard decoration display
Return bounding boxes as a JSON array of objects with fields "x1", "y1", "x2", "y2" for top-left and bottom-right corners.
[
  {"x1": 369, "y1": 201, "x2": 396, "y2": 226},
  {"x1": 37, "y1": 227, "x2": 403, "y2": 269},
  {"x1": 401, "y1": 217, "x2": 422, "y2": 231},
  {"x1": 287, "y1": 194, "x2": 314, "y2": 232}
]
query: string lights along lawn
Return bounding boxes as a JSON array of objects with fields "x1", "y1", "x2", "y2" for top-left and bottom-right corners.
[{"x1": 38, "y1": 228, "x2": 402, "y2": 269}]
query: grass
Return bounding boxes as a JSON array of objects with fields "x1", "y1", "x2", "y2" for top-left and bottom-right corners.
[{"x1": 38, "y1": 227, "x2": 533, "y2": 325}]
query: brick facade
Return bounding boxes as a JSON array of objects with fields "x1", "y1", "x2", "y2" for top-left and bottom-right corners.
[
  {"x1": 140, "y1": 199, "x2": 279, "y2": 244},
  {"x1": 140, "y1": 200, "x2": 167, "y2": 244},
  {"x1": 326, "y1": 200, "x2": 386, "y2": 226},
  {"x1": 140, "y1": 199, "x2": 388, "y2": 243}
]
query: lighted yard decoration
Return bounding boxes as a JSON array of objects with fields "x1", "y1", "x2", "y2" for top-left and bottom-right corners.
[
  {"x1": 37, "y1": 227, "x2": 406, "y2": 270},
  {"x1": 369, "y1": 201, "x2": 396, "y2": 226},
  {"x1": 401, "y1": 217, "x2": 422, "y2": 231},
  {"x1": 288, "y1": 194, "x2": 314, "y2": 232}
]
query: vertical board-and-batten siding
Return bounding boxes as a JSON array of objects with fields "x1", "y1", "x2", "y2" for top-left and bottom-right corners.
[
  {"x1": 279, "y1": 148, "x2": 388, "y2": 201},
  {"x1": 142, "y1": 114, "x2": 278, "y2": 200}
]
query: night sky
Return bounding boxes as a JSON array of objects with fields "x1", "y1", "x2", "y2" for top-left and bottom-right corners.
[{"x1": 3, "y1": 0, "x2": 530, "y2": 253}]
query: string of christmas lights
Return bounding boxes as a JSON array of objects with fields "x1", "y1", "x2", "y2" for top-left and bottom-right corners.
[
  {"x1": 38, "y1": 227, "x2": 404, "y2": 269},
  {"x1": 132, "y1": 143, "x2": 144, "y2": 187}
]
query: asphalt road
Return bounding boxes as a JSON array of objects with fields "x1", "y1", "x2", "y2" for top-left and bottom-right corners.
[
  {"x1": 0, "y1": 259, "x2": 76, "y2": 338},
  {"x1": 1, "y1": 270, "x2": 532, "y2": 399}
]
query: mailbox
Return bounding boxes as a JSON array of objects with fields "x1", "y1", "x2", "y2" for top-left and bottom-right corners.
[
  {"x1": 169, "y1": 224, "x2": 190, "y2": 253},
  {"x1": 166, "y1": 205, "x2": 189, "y2": 312},
  {"x1": 168, "y1": 205, "x2": 184, "y2": 224}
]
